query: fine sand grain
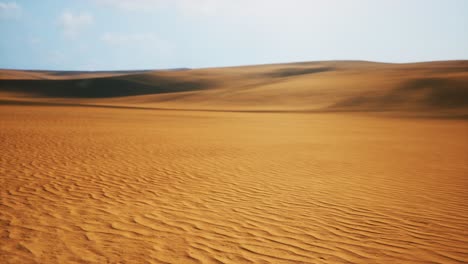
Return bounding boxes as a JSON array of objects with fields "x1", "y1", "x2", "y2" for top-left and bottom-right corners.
[{"x1": 1, "y1": 61, "x2": 467, "y2": 263}]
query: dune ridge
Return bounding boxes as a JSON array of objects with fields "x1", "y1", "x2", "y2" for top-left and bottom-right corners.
[
  {"x1": 0, "y1": 69, "x2": 156, "y2": 80},
  {"x1": 1, "y1": 61, "x2": 467, "y2": 117},
  {"x1": 1, "y1": 61, "x2": 467, "y2": 263}
]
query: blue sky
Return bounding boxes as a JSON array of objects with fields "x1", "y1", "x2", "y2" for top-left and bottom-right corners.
[{"x1": 1, "y1": 0, "x2": 467, "y2": 70}]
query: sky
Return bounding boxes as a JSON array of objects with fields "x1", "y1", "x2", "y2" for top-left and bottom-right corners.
[{"x1": 0, "y1": 0, "x2": 467, "y2": 70}]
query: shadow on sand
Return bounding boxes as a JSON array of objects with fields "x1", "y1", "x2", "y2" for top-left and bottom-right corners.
[
  {"x1": 0, "y1": 74, "x2": 212, "y2": 98},
  {"x1": 331, "y1": 77, "x2": 468, "y2": 110}
]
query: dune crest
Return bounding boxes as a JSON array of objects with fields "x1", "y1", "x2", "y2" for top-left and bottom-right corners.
[
  {"x1": 1, "y1": 61, "x2": 467, "y2": 117},
  {"x1": 1, "y1": 61, "x2": 467, "y2": 263}
]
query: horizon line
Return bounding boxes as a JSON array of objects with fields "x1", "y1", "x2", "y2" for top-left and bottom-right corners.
[{"x1": 1, "y1": 59, "x2": 467, "y2": 72}]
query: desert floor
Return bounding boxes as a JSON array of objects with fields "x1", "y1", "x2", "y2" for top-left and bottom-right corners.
[{"x1": 1, "y1": 61, "x2": 468, "y2": 263}]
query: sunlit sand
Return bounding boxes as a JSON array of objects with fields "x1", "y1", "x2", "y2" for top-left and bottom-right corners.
[{"x1": 1, "y1": 61, "x2": 467, "y2": 263}]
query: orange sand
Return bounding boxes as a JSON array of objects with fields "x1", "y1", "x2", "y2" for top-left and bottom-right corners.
[{"x1": 1, "y1": 61, "x2": 467, "y2": 263}]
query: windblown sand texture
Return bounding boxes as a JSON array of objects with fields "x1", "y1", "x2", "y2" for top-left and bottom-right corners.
[{"x1": 1, "y1": 61, "x2": 468, "y2": 263}]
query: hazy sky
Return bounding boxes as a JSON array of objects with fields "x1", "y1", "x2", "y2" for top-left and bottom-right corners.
[{"x1": 1, "y1": 0, "x2": 467, "y2": 70}]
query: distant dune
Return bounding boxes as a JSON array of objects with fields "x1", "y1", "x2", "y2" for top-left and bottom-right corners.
[
  {"x1": 1, "y1": 61, "x2": 467, "y2": 117},
  {"x1": 0, "y1": 69, "x2": 157, "y2": 80},
  {"x1": 1, "y1": 61, "x2": 468, "y2": 263}
]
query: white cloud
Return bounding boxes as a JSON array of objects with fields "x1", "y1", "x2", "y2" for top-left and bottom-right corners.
[
  {"x1": 95, "y1": 0, "x2": 167, "y2": 11},
  {"x1": 100, "y1": 32, "x2": 172, "y2": 61},
  {"x1": 91, "y1": 0, "x2": 344, "y2": 27},
  {"x1": 100, "y1": 32, "x2": 160, "y2": 45},
  {"x1": 58, "y1": 11, "x2": 93, "y2": 38},
  {"x1": 0, "y1": 1, "x2": 21, "y2": 19},
  {"x1": 93, "y1": 0, "x2": 326, "y2": 14},
  {"x1": 100, "y1": 32, "x2": 170, "y2": 52},
  {"x1": 94, "y1": 0, "x2": 243, "y2": 14}
]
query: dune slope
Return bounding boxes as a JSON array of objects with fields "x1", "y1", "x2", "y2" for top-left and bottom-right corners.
[
  {"x1": 1, "y1": 61, "x2": 468, "y2": 117},
  {"x1": 1, "y1": 61, "x2": 467, "y2": 263}
]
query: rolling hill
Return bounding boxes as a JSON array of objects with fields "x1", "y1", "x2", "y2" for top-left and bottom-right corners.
[{"x1": 1, "y1": 61, "x2": 467, "y2": 118}]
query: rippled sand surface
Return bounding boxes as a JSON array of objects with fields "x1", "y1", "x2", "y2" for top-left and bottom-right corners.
[{"x1": 1, "y1": 105, "x2": 467, "y2": 263}]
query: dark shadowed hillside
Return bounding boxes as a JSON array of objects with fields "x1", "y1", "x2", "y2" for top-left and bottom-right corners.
[{"x1": 1, "y1": 61, "x2": 467, "y2": 117}]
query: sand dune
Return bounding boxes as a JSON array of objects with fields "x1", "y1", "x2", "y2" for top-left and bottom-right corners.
[
  {"x1": 0, "y1": 69, "x2": 154, "y2": 80},
  {"x1": 1, "y1": 61, "x2": 467, "y2": 117},
  {"x1": 1, "y1": 61, "x2": 468, "y2": 263}
]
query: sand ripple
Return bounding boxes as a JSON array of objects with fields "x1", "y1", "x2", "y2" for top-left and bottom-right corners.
[{"x1": 1, "y1": 105, "x2": 467, "y2": 263}]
